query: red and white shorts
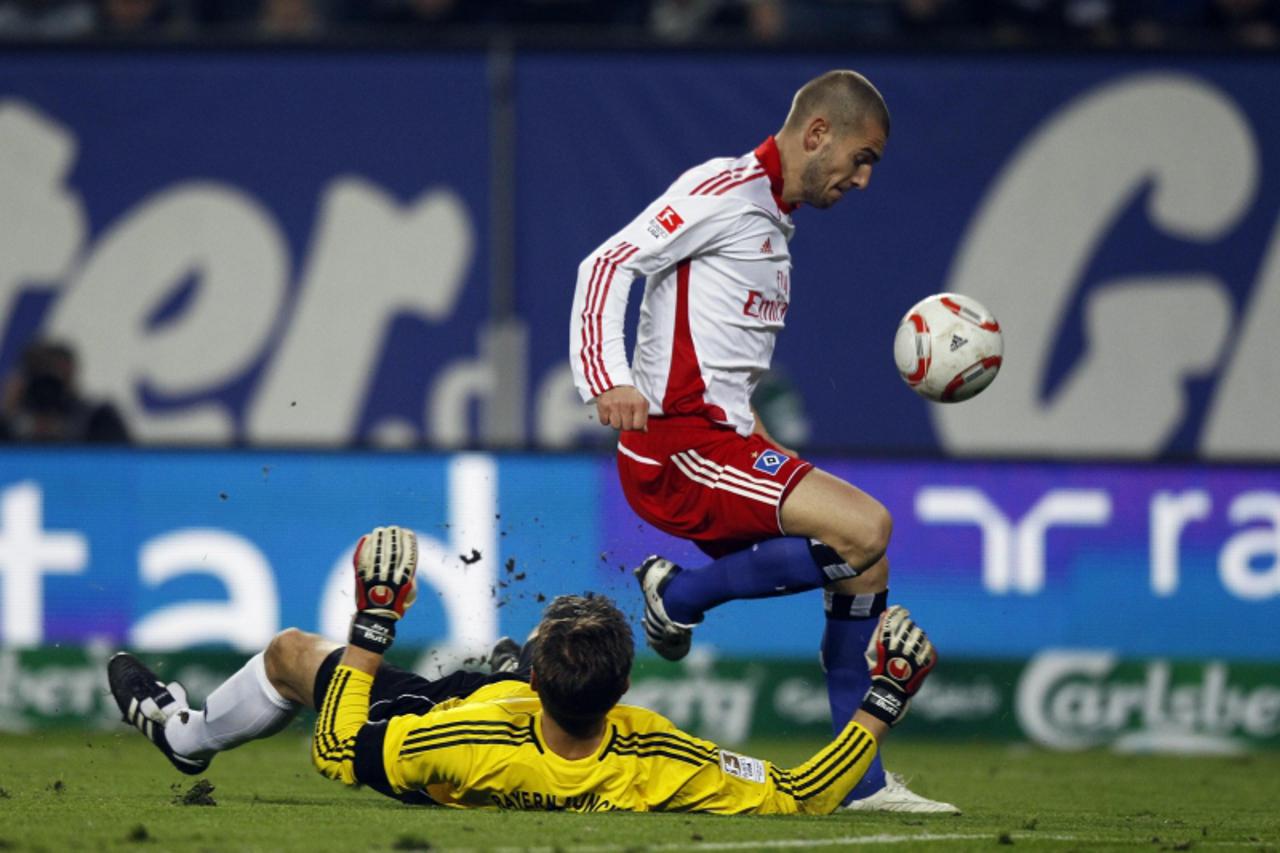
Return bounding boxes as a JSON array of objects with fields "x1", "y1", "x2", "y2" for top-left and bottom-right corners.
[{"x1": 616, "y1": 416, "x2": 814, "y2": 558}]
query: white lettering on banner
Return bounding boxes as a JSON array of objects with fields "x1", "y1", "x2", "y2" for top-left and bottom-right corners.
[
  {"x1": 1148, "y1": 489, "x2": 1280, "y2": 599},
  {"x1": 0, "y1": 482, "x2": 87, "y2": 646},
  {"x1": 317, "y1": 454, "x2": 498, "y2": 672},
  {"x1": 1016, "y1": 650, "x2": 1280, "y2": 753},
  {"x1": 129, "y1": 530, "x2": 279, "y2": 652},
  {"x1": 0, "y1": 102, "x2": 85, "y2": 322},
  {"x1": 0, "y1": 100, "x2": 483, "y2": 446},
  {"x1": 915, "y1": 487, "x2": 1111, "y2": 594},
  {"x1": 426, "y1": 321, "x2": 530, "y2": 449},
  {"x1": 1203, "y1": 214, "x2": 1280, "y2": 455},
  {"x1": 1150, "y1": 490, "x2": 1212, "y2": 596},
  {"x1": 247, "y1": 178, "x2": 475, "y2": 444},
  {"x1": 937, "y1": 74, "x2": 1263, "y2": 457},
  {"x1": 1219, "y1": 492, "x2": 1280, "y2": 600},
  {"x1": 47, "y1": 184, "x2": 290, "y2": 442}
]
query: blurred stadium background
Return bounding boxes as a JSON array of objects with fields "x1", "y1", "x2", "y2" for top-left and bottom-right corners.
[{"x1": 1, "y1": 0, "x2": 1278, "y2": 766}]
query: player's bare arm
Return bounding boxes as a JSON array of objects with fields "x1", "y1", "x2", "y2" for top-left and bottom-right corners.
[{"x1": 595, "y1": 385, "x2": 649, "y2": 431}]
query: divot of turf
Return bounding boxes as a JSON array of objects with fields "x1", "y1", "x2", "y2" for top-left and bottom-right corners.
[
  {"x1": 391, "y1": 834, "x2": 432, "y2": 850},
  {"x1": 172, "y1": 779, "x2": 216, "y2": 806},
  {"x1": 127, "y1": 824, "x2": 150, "y2": 842}
]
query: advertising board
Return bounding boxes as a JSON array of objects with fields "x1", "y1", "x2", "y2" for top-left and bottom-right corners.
[
  {"x1": 3, "y1": 53, "x2": 1279, "y2": 456},
  {"x1": 1, "y1": 450, "x2": 1274, "y2": 661}
]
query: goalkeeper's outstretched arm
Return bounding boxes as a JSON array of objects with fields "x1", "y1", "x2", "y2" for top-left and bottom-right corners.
[
  {"x1": 312, "y1": 526, "x2": 418, "y2": 786},
  {"x1": 765, "y1": 711, "x2": 887, "y2": 814},
  {"x1": 663, "y1": 607, "x2": 936, "y2": 816}
]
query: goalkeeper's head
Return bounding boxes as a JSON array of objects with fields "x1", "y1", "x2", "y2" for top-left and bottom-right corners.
[{"x1": 529, "y1": 593, "x2": 634, "y2": 738}]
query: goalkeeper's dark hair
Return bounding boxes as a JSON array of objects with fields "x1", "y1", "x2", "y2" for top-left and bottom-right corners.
[{"x1": 531, "y1": 593, "x2": 634, "y2": 737}]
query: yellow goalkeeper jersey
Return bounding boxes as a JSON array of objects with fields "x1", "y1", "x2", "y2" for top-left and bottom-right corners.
[{"x1": 314, "y1": 665, "x2": 877, "y2": 815}]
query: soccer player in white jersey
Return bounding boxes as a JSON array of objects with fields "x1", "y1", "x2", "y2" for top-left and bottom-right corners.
[{"x1": 569, "y1": 70, "x2": 956, "y2": 813}]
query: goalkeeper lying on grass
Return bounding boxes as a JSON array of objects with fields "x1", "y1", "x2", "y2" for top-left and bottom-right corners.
[{"x1": 109, "y1": 525, "x2": 938, "y2": 814}]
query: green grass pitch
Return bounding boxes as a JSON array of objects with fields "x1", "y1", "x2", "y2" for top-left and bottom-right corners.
[{"x1": 1, "y1": 729, "x2": 1276, "y2": 852}]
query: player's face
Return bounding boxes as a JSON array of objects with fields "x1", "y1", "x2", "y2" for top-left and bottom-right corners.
[{"x1": 800, "y1": 123, "x2": 885, "y2": 209}]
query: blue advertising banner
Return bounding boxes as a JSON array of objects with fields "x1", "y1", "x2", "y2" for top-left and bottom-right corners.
[
  {"x1": 1, "y1": 450, "x2": 1275, "y2": 661},
  {"x1": 0, "y1": 449, "x2": 609, "y2": 657},
  {"x1": 516, "y1": 54, "x2": 1280, "y2": 459},
  {"x1": 1, "y1": 51, "x2": 1279, "y2": 457},
  {"x1": 0, "y1": 50, "x2": 492, "y2": 446}
]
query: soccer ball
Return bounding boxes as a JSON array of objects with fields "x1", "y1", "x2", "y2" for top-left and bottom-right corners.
[{"x1": 893, "y1": 293, "x2": 1003, "y2": 403}]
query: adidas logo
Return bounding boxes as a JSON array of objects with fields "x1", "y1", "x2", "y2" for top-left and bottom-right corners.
[
  {"x1": 950, "y1": 334, "x2": 968, "y2": 352},
  {"x1": 760, "y1": 238, "x2": 772, "y2": 254}
]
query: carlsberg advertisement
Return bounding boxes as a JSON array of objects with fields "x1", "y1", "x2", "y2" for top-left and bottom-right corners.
[{"x1": 4, "y1": 647, "x2": 1276, "y2": 754}]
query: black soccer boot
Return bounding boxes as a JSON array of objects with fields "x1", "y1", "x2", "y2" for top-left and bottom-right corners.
[{"x1": 107, "y1": 652, "x2": 209, "y2": 776}]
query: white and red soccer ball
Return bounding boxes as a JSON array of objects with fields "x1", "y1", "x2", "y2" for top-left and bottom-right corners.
[{"x1": 894, "y1": 293, "x2": 1003, "y2": 403}]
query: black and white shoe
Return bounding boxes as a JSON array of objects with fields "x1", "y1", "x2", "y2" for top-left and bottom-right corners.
[
  {"x1": 107, "y1": 652, "x2": 209, "y2": 776},
  {"x1": 634, "y1": 556, "x2": 696, "y2": 661}
]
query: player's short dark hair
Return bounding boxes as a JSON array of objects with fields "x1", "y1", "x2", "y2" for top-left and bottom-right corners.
[
  {"x1": 531, "y1": 593, "x2": 634, "y2": 737},
  {"x1": 782, "y1": 69, "x2": 890, "y2": 138}
]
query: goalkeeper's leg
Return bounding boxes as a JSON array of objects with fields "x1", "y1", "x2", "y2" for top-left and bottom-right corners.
[
  {"x1": 110, "y1": 628, "x2": 337, "y2": 772},
  {"x1": 160, "y1": 629, "x2": 337, "y2": 764}
]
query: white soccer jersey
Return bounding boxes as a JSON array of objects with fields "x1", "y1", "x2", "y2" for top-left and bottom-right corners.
[{"x1": 570, "y1": 137, "x2": 797, "y2": 437}]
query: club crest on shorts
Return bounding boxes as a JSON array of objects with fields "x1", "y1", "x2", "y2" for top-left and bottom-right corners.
[{"x1": 752, "y1": 449, "x2": 788, "y2": 476}]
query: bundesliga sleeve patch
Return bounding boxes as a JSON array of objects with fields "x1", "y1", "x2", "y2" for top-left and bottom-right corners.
[
  {"x1": 719, "y1": 750, "x2": 766, "y2": 784},
  {"x1": 646, "y1": 205, "x2": 685, "y2": 239},
  {"x1": 752, "y1": 449, "x2": 788, "y2": 476}
]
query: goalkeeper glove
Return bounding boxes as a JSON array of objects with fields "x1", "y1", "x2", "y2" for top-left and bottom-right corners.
[
  {"x1": 349, "y1": 525, "x2": 418, "y2": 653},
  {"x1": 859, "y1": 605, "x2": 936, "y2": 727}
]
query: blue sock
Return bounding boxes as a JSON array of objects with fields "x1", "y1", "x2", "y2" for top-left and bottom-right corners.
[
  {"x1": 661, "y1": 537, "x2": 834, "y2": 625},
  {"x1": 822, "y1": 589, "x2": 889, "y2": 801}
]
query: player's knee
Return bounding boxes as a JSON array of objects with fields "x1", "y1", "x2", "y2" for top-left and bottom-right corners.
[
  {"x1": 866, "y1": 502, "x2": 893, "y2": 559},
  {"x1": 831, "y1": 500, "x2": 892, "y2": 568},
  {"x1": 265, "y1": 628, "x2": 307, "y2": 686}
]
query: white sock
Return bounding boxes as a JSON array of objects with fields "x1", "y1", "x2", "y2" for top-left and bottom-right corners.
[{"x1": 166, "y1": 652, "x2": 300, "y2": 760}]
